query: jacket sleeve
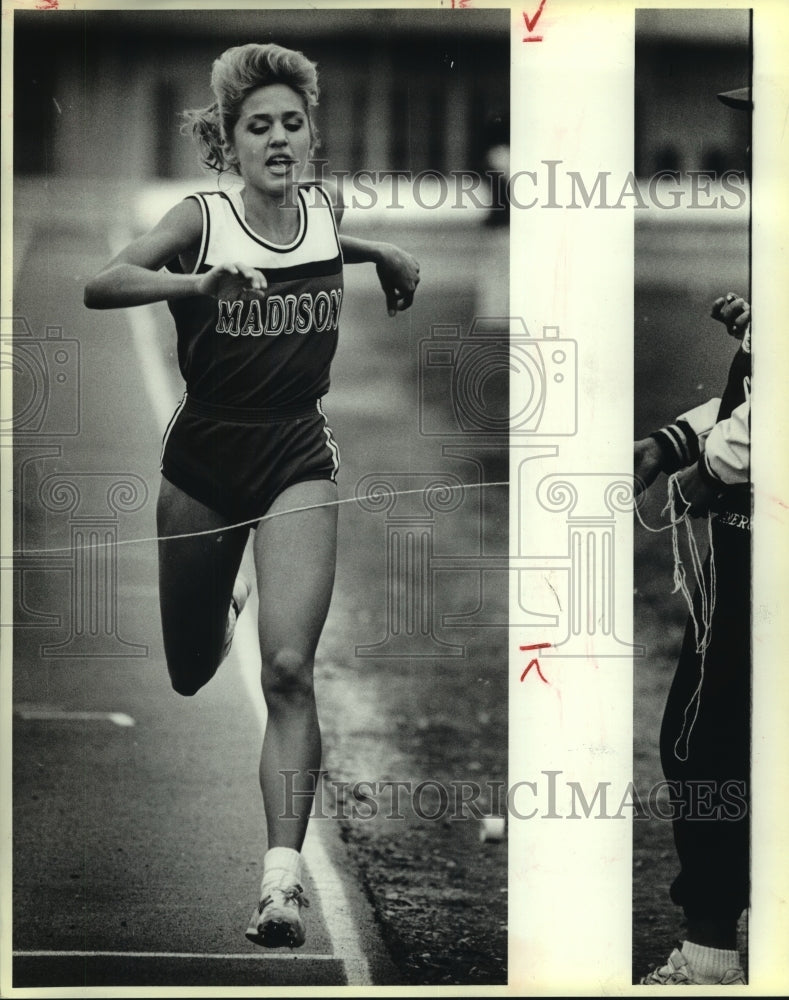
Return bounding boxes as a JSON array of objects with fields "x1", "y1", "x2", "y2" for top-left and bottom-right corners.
[{"x1": 697, "y1": 392, "x2": 751, "y2": 487}]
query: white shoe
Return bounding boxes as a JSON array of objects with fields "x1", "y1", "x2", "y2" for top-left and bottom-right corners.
[
  {"x1": 641, "y1": 947, "x2": 746, "y2": 985},
  {"x1": 245, "y1": 883, "x2": 310, "y2": 949}
]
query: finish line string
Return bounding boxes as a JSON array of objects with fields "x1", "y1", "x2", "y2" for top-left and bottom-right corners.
[
  {"x1": 635, "y1": 474, "x2": 717, "y2": 762},
  {"x1": 14, "y1": 471, "x2": 717, "y2": 757},
  {"x1": 11, "y1": 481, "x2": 510, "y2": 557}
]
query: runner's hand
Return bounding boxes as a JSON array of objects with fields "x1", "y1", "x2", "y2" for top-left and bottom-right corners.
[
  {"x1": 196, "y1": 262, "x2": 267, "y2": 301},
  {"x1": 634, "y1": 437, "x2": 664, "y2": 495},
  {"x1": 375, "y1": 245, "x2": 421, "y2": 316},
  {"x1": 673, "y1": 462, "x2": 717, "y2": 518},
  {"x1": 711, "y1": 292, "x2": 750, "y2": 340}
]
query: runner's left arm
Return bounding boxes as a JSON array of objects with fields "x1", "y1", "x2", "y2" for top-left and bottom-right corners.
[
  {"x1": 340, "y1": 236, "x2": 421, "y2": 315},
  {"x1": 318, "y1": 178, "x2": 420, "y2": 314}
]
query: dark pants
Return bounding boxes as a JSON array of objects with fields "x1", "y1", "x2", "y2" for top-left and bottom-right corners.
[{"x1": 659, "y1": 505, "x2": 751, "y2": 921}]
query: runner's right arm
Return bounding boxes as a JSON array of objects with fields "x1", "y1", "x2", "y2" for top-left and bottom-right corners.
[{"x1": 84, "y1": 199, "x2": 265, "y2": 309}]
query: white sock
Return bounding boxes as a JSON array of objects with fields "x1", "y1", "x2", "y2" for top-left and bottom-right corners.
[
  {"x1": 681, "y1": 940, "x2": 741, "y2": 983},
  {"x1": 261, "y1": 846, "x2": 301, "y2": 893}
]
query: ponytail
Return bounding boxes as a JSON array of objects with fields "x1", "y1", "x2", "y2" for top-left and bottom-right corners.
[{"x1": 180, "y1": 101, "x2": 231, "y2": 173}]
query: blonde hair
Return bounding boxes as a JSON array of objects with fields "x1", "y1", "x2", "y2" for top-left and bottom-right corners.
[{"x1": 182, "y1": 43, "x2": 319, "y2": 174}]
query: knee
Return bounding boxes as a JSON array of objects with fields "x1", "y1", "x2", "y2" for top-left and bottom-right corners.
[{"x1": 261, "y1": 648, "x2": 314, "y2": 704}]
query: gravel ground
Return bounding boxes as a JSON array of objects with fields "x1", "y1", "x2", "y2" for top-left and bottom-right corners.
[{"x1": 317, "y1": 634, "x2": 509, "y2": 986}]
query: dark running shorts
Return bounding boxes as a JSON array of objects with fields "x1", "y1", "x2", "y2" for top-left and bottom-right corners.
[{"x1": 160, "y1": 395, "x2": 340, "y2": 525}]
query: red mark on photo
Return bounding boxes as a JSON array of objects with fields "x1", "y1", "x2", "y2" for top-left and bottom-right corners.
[
  {"x1": 523, "y1": 0, "x2": 547, "y2": 41},
  {"x1": 450, "y1": 0, "x2": 473, "y2": 7},
  {"x1": 519, "y1": 643, "x2": 551, "y2": 683},
  {"x1": 35, "y1": 0, "x2": 59, "y2": 8}
]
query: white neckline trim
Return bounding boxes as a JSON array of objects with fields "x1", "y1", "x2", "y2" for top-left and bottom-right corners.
[{"x1": 228, "y1": 187, "x2": 307, "y2": 251}]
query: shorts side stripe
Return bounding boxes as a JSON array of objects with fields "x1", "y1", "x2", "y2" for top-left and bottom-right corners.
[
  {"x1": 317, "y1": 399, "x2": 340, "y2": 481},
  {"x1": 159, "y1": 392, "x2": 188, "y2": 470}
]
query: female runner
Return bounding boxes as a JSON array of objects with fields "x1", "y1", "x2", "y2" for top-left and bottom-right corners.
[{"x1": 84, "y1": 42, "x2": 420, "y2": 949}]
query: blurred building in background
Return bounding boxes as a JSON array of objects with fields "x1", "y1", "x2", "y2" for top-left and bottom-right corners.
[
  {"x1": 14, "y1": 8, "x2": 508, "y2": 182},
  {"x1": 635, "y1": 9, "x2": 751, "y2": 178}
]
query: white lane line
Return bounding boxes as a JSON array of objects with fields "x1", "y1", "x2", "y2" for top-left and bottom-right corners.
[
  {"x1": 120, "y1": 231, "x2": 373, "y2": 986},
  {"x1": 300, "y1": 820, "x2": 372, "y2": 986},
  {"x1": 15, "y1": 709, "x2": 135, "y2": 727},
  {"x1": 13, "y1": 950, "x2": 337, "y2": 962},
  {"x1": 234, "y1": 599, "x2": 372, "y2": 986}
]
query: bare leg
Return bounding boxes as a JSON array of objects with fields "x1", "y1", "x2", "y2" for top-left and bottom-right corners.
[
  {"x1": 157, "y1": 476, "x2": 250, "y2": 696},
  {"x1": 252, "y1": 479, "x2": 338, "y2": 849}
]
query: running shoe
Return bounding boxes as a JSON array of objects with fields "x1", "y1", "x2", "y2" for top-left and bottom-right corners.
[
  {"x1": 641, "y1": 947, "x2": 746, "y2": 985},
  {"x1": 245, "y1": 883, "x2": 310, "y2": 949}
]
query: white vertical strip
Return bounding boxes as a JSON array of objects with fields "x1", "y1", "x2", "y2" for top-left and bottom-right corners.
[
  {"x1": 510, "y1": 2, "x2": 633, "y2": 992},
  {"x1": 750, "y1": 4, "x2": 789, "y2": 995}
]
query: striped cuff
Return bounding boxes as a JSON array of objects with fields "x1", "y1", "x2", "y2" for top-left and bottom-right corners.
[{"x1": 649, "y1": 419, "x2": 700, "y2": 474}]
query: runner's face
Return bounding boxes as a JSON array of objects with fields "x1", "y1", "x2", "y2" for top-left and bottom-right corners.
[{"x1": 231, "y1": 84, "x2": 311, "y2": 196}]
